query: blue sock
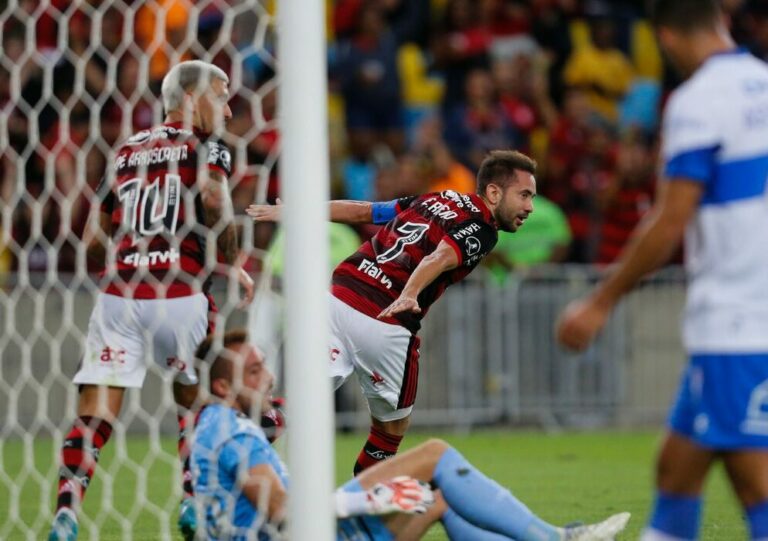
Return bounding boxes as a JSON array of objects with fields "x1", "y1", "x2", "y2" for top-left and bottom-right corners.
[
  {"x1": 648, "y1": 492, "x2": 701, "y2": 540},
  {"x1": 747, "y1": 500, "x2": 768, "y2": 540},
  {"x1": 442, "y1": 508, "x2": 514, "y2": 540},
  {"x1": 433, "y1": 447, "x2": 561, "y2": 541}
]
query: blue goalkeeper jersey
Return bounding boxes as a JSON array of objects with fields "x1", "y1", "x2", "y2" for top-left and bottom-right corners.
[{"x1": 191, "y1": 403, "x2": 289, "y2": 541}]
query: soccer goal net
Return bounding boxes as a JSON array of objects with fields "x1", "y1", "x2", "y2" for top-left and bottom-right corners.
[{"x1": 0, "y1": 1, "x2": 291, "y2": 539}]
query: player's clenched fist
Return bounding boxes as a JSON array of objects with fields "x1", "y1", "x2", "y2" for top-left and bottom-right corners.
[
  {"x1": 555, "y1": 296, "x2": 611, "y2": 352},
  {"x1": 366, "y1": 476, "x2": 435, "y2": 515},
  {"x1": 246, "y1": 198, "x2": 282, "y2": 222}
]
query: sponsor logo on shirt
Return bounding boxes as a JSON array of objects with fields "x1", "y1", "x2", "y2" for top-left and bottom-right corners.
[
  {"x1": 465, "y1": 236, "x2": 481, "y2": 256},
  {"x1": 451, "y1": 222, "x2": 482, "y2": 241},
  {"x1": 358, "y1": 258, "x2": 393, "y2": 289},
  {"x1": 122, "y1": 248, "x2": 180, "y2": 267}
]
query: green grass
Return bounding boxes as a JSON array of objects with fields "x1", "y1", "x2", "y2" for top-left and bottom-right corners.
[{"x1": 0, "y1": 430, "x2": 747, "y2": 540}]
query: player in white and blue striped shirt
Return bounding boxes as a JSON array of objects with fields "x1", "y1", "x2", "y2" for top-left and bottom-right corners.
[{"x1": 558, "y1": 1, "x2": 768, "y2": 539}]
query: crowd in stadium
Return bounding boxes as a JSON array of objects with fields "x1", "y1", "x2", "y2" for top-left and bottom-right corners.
[{"x1": 2, "y1": 0, "x2": 768, "y2": 276}]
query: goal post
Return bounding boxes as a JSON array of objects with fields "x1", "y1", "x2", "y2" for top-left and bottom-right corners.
[{"x1": 278, "y1": 1, "x2": 335, "y2": 540}]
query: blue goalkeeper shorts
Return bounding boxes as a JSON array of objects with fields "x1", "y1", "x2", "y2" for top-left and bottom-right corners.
[
  {"x1": 336, "y1": 479, "x2": 395, "y2": 541},
  {"x1": 669, "y1": 353, "x2": 768, "y2": 449}
]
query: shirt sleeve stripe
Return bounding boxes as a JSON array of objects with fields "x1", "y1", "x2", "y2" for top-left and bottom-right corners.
[
  {"x1": 664, "y1": 145, "x2": 719, "y2": 183},
  {"x1": 208, "y1": 163, "x2": 228, "y2": 175}
]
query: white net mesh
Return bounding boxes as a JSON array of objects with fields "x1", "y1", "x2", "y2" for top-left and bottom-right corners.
[{"x1": 0, "y1": 1, "x2": 280, "y2": 539}]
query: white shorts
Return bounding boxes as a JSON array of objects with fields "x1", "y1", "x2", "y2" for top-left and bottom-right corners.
[
  {"x1": 73, "y1": 293, "x2": 210, "y2": 388},
  {"x1": 329, "y1": 295, "x2": 420, "y2": 422}
]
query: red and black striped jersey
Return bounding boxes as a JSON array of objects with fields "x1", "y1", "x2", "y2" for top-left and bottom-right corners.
[
  {"x1": 98, "y1": 122, "x2": 232, "y2": 299},
  {"x1": 332, "y1": 191, "x2": 498, "y2": 333}
]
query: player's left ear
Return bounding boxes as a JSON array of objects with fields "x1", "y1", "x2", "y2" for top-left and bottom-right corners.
[
  {"x1": 211, "y1": 377, "x2": 230, "y2": 399},
  {"x1": 487, "y1": 183, "x2": 503, "y2": 205}
]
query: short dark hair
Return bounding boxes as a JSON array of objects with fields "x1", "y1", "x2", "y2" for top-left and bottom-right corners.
[
  {"x1": 476, "y1": 150, "x2": 537, "y2": 195},
  {"x1": 196, "y1": 329, "x2": 249, "y2": 390},
  {"x1": 649, "y1": 0, "x2": 720, "y2": 32}
]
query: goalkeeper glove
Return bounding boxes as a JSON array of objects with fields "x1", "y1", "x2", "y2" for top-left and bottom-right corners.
[{"x1": 335, "y1": 476, "x2": 435, "y2": 518}]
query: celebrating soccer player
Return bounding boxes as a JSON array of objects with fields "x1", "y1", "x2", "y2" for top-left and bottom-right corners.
[
  {"x1": 556, "y1": 1, "x2": 768, "y2": 540},
  {"x1": 249, "y1": 149, "x2": 536, "y2": 475},
  {"x1": 48, "y1": 60, "x2": 254, "y2": 541},
  {"x1": 191, "y1": 329, "x2": 630, "y2": 540}
]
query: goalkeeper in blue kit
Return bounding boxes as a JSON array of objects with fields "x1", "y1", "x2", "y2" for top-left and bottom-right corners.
[{"x1": 189, "y1": 329, "x2": 629, "y2": 540}]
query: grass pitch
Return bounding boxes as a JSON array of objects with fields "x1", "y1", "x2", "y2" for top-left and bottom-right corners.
[{"x1": 0, "y1": 430, "x2": 746, "y2": 540}]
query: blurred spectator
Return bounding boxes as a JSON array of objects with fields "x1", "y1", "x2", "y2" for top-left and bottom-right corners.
[
  {"x1": 541, "y1": 86, "x2": 591, "y2": 204},
  {"x1": 563, "y1": 13, "x2": 634, "y2": 122},
  {"x1": 432, "y1": 0, "x2": 492, "y2": 109},
  {"x1": 1, "y1": 25, "x2": 41, "y2": 109},
  {"x1": 101, "y1": 53, "x2": 157, "y2": 145},
  {"x1": 412, "y1": 115, "x2": 475, "y2": 194},
  {"x1": 333, "y1": 1, "x2": 405, "y2": 158},
  {"x1": 334, "y1": 0, "x2": 431, "y2": 46},
  {"x1": 136, "y1": 0, "x2": 192, "y2": 87},
  {"x1": 443, "y1": 68, "x2": 522, "y2": 171},
  {"x1": 531, "y1": 0, "x2": 577, "y2": 106},
  {"x1": 741, "y1": 2, "x2": 768, "y2": 62},
  {"x1": 55, "y1": 9, "x2": 107, "y2": 102},
  {"x1": 618, "y1": 78, "x2": 661, "y2": 135},
  {"x1": 492, "y1": 51, "x2": 558, "y2": 160},
  {"x1": 547, "y1": 87, "x2": 618, "y2": 262},
  {"x1": 375, "y1": 154, "x2": 429, "y2": 201},
  {"x1": 333, "y1": 1, "x2": 405, "y2": 201},
  {"x1": 595, "y1": 134, "x2": 655, "y2": 264},
  {"x1": 480, "y1": 0, "x2": 532, "y2": 38},
  {"x1": 567, "y1": 117, "x2": 619, "y2": 263},
  {"x1": 398, "y1": 43, "x2": 445, "y2": 143},
  {"x1": 484, "y1": 194, "x2": 572, "y2": 285}
]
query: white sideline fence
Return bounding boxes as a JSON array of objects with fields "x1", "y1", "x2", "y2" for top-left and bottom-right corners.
[{"x1": 2, "y1": 265, "x2": 688, "y2": 437}]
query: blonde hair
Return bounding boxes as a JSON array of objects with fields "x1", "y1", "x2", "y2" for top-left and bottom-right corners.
[{"x1": 161, "y1": 60, "x2": 229, "y2": 113}]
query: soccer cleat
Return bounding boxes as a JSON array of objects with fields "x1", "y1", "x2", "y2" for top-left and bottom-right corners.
[
  {"x1": 563, "y1": 512, "x2": 631, "y2": 541},
  {"x1": 178, "y1": 497, "x2": 197, "y2": 541},
  {"x1": 48, "y1": 508, "x2": 78, "y2": 541}
]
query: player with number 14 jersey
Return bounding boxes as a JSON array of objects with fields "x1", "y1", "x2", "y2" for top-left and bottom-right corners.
[{"x1": 99, "y1": 122, "x2": 231, "y2": 299}]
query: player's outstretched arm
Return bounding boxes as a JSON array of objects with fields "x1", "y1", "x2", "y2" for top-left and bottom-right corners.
[
  {"x1": 202, "y1": 169, "x2": 255, "y2": 306},
  {"x1": 378, "y1": 240, "x2": 459, "y2": 319},
  {"x1": 556, "y1": 180, "x2": 702, "y2": 352},
  {"x1": 247, "y1": 199, "x2": 397, "y2": 225}
]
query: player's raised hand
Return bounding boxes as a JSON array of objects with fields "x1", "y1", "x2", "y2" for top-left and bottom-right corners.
[
  {"x1": 236, "y1": 266, "x2": 255, "y2": 308},
  {"x1": 233, "y1": 253, "x2": 256, "y2": 309},
  {"x1": 378, "y1": 296, "x2": 421, "y2": 319},
  {"x1": 246, "y1": 198, "x2": 282, "y2": 222},
  {"x1": 366, "y1": 476, "x2": 435, "y2": 515},
  {"x1": 555, "y1": 296, "x2": 611, "y2": 352}
]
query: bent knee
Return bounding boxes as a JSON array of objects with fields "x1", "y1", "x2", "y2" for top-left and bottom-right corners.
[{"x1": 421, "y1": 438, "x2": 450, "y2": 459}]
